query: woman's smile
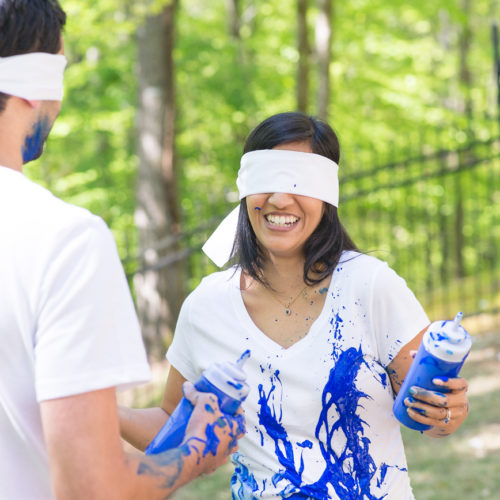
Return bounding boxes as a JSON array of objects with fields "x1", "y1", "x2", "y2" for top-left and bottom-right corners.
[{"x1": 264, "y1": 212, "x2": 300, "y2": 229}]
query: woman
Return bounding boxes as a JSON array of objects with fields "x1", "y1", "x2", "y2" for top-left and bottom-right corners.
[{"x1": 120, "y1": 112, "x2": 469, "y2": 499}]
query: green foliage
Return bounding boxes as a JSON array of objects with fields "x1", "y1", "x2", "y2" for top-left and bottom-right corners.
[
  {"x1": 24, "y1": 0, "x2": 139, "y2": 257},
  {"x1": 23, "y1": 0, "x2": 499, "y2": 314}
]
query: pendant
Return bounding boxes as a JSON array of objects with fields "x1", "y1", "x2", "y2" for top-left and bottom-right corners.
[{"x1": 285, "y1": 308, "x2": 291, "y2": 316}]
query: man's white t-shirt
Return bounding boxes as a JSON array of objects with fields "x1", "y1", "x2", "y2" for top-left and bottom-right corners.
[
  {"x1": 167, "y1": 251, "x2": 430, "y2": 499},
  {"x1": 0, "y1": 167, "x2": 151, "y2": 499}
]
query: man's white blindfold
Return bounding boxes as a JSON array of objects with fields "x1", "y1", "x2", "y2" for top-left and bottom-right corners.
[
  {"x1": 0, "y1": 53, "x2": 67, "y2": 101},
  {"x1": 202, "y1": 149, "x2": 339, "y2": 267}
]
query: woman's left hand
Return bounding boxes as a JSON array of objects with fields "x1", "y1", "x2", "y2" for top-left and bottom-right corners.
[{"x1": 404, "y1": 376, "x2": 469, "y2": 437}]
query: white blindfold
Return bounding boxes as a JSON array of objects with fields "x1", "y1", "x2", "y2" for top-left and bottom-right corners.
[{"x1": 0, "y1": 52, "x2": 67, "y2": 101}]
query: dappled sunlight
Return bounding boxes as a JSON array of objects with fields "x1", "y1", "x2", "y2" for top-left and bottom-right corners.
[
  {"x1": 453, "y1": 424, "x2": 500, "y2": 459},
  {"x1": 467, "y1": 370, "x2": 500, "y2": 397}
]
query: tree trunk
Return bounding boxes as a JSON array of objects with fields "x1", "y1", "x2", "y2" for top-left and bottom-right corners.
[
  {"x1": 134, "y1": 0, "x2": 182, "y2": 360},
  {"x1": 227, "y1": 0, "x2": 241, "y2": 39},
  {"x1": 297, "y1": 0, "x2": 310, "y2": 113},
  {"x1": 316, "y1": 0, "x2": 332, "y2": 120}
]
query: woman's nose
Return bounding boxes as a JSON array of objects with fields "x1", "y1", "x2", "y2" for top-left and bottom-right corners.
[{"x1": 267, "y1": 192, "x2": 294, "y2": 208}]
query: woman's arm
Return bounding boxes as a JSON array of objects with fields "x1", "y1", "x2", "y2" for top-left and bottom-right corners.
[
  {"x1": 387, "y1": 327, "x2": 470, "y2": 438},
  {"x1": 119, "y1": 366, "x2": 188, "y2": 451}
]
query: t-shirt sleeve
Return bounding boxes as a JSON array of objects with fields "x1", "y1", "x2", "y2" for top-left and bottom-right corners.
[
  {"x1": 34, "y1": 215, "x2": 151, "y2": 401},
  {"x1": 371, "y1": 263, "x2": 430, "y2": 367},
  {"x1": 166, "y1": 292, "x2": 199, "y2": 383}
]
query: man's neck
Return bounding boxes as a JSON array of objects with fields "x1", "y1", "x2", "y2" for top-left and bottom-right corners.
[
  {"x1": 0, "y1": 121, "x2": 25, "y2": 172},
  {"x1": 0, "y1": 150, "x2": 23, "y2": 172}
]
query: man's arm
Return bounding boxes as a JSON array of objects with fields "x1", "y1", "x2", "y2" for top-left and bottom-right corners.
[{"x1": 41, "y1": 384, "x2": 242, "y2": 500}]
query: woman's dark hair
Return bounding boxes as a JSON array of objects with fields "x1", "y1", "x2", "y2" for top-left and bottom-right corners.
[
  {"x1": 0, "y1": 0, "x2": 66, "y2": 112},
  {"x1": 234, "y1": 112, "x2": 358, "y2": 286}
]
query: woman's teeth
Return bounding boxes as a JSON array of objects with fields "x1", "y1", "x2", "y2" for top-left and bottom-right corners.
[{"x1": 265, "y1": 214, "x2": 299, "y2": 226}]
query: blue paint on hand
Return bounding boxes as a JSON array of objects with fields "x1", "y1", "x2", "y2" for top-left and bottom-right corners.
[{"x1": 203, "y1": 422, "x2": 221, "y2": 457}]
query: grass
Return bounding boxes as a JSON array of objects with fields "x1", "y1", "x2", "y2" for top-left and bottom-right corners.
[{"x1": 121, "y1": 328, "x2": 500, "y2": 500}]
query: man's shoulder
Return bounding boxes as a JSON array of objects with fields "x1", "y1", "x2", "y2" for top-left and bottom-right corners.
[{"x1": 0, "y1": 166, "x2": 104, "y2": 234}]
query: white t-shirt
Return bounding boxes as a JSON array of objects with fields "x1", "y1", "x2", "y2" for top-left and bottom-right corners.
[
  {"x1": 167, "y1": 251, "x2": 430, "y2": 500},
  {"x1": 0, "y1": 167, "x2": 151, "y2": 499}
]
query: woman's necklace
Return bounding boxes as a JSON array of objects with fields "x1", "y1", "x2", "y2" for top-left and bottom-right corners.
[{"x1": 265, "y1": 284, "x2": 308, "y2": 316}]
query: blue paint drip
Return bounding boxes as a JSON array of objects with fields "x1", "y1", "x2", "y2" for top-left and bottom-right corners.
[
  {"x1": 329, "y1": 312, "x2": 344, "y2": 341},
  {"x1": 232, "y1": 452, "x2": 259, "y2": 499},
  {"x1": 312, "y1": 346, "x2": 386, "y2": 500},
  {"x1": 297, "y1": 440, "x2": 313, "y2": 449},
  {"x1": 22, "y1": 117, "x2": 50, "y2": 163},
  {"x1": 379, "y1": 371, "x2": 388, "y2": 388},
  {"x1": 239, "y1": 346, "x2": 400, "y2": 499},
  {"x1": 376, "y1": 463, "x2": 407, "y2": 488}
]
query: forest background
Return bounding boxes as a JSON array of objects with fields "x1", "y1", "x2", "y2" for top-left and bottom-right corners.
[
  {"x1": 26, "y1": 0, "x2": 499, "y2": 355},
  {"x1": 23, "y1": 0, "x2": 500, "y2": 498}
]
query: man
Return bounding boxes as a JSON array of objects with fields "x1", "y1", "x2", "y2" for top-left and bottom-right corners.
[{"x1": 0, "y1": 1, "x2": 243, "y2": 499}]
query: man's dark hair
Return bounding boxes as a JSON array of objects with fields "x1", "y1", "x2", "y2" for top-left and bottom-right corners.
[
  {"x1": 0, "y1": 0, "x2": 66, "y2": 111},
  {"x1": 234, "y1": 112, "x2": 358, "y2": 287}
]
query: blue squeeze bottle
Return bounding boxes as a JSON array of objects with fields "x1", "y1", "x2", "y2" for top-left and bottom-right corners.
[
  {"x1": 393, "y1": 312, "x2": 471, "y2": 431},
  {"x1": 145, "y1": 350, "x2": 251, "y2": 454}
]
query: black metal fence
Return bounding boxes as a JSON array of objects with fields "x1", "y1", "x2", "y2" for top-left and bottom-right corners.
[
  {"x1": 125, "y1": 134, "x2": 500, "y2": 325},
  {"x1": 340, "y1": 136, "x2": 500, "y2": 321}
]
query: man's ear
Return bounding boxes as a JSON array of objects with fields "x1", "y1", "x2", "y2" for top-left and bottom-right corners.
[{"x1": 25, "y1": 99, "x2": 41, "y2": 109}]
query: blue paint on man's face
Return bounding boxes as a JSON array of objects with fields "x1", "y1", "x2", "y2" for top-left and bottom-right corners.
[{"x1": 22, "y1": 117, "x2": 51, "y2": 163}]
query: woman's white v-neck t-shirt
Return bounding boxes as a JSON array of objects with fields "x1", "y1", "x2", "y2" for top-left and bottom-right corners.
[{"x1": 167, "y1": 251, "x2": 429, "y2": 499}]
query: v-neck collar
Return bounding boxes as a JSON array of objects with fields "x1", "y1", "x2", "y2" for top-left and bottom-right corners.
[{"x1": 230, "y1": 266, "x2": 336, "y2": 357}]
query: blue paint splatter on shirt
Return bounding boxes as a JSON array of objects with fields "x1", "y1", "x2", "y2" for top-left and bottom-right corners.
[
  {"x1": 232, "y1": 452, "x2": 259, "y2": 499},
  {"x1": 233, "y1": 343, "x2": 400, "y2": 499}
]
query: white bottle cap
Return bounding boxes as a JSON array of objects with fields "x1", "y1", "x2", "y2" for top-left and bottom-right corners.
[
  {"x1": 423, "y1": 312, "x2": 472, "y2": 362},
  {"x1": 203, "y1": 350, "x2": 251, "y2": 401}
]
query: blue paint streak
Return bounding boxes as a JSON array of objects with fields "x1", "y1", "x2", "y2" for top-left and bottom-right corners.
[
  {"x1": 297, "y1": 440, "x2": 313, "y2": 449},
  {"x1": 379, "y1": 371, "x2": 388, "y2": 388},
  {"x1": 237, "y1": 345, "x2": 399, "y2": 498},
  {"x1": 329, "y1": 312, "x2": 344, "y2": 341},
  {"x1": 232, "y1": 452, "x2": 259, "y2": 499},
  {"x1": 22, "y1": 117, "x2": 50, "y2": 163},
  {"x1": 312, "y1": 346, "x2": 385, "y2": 500}
]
